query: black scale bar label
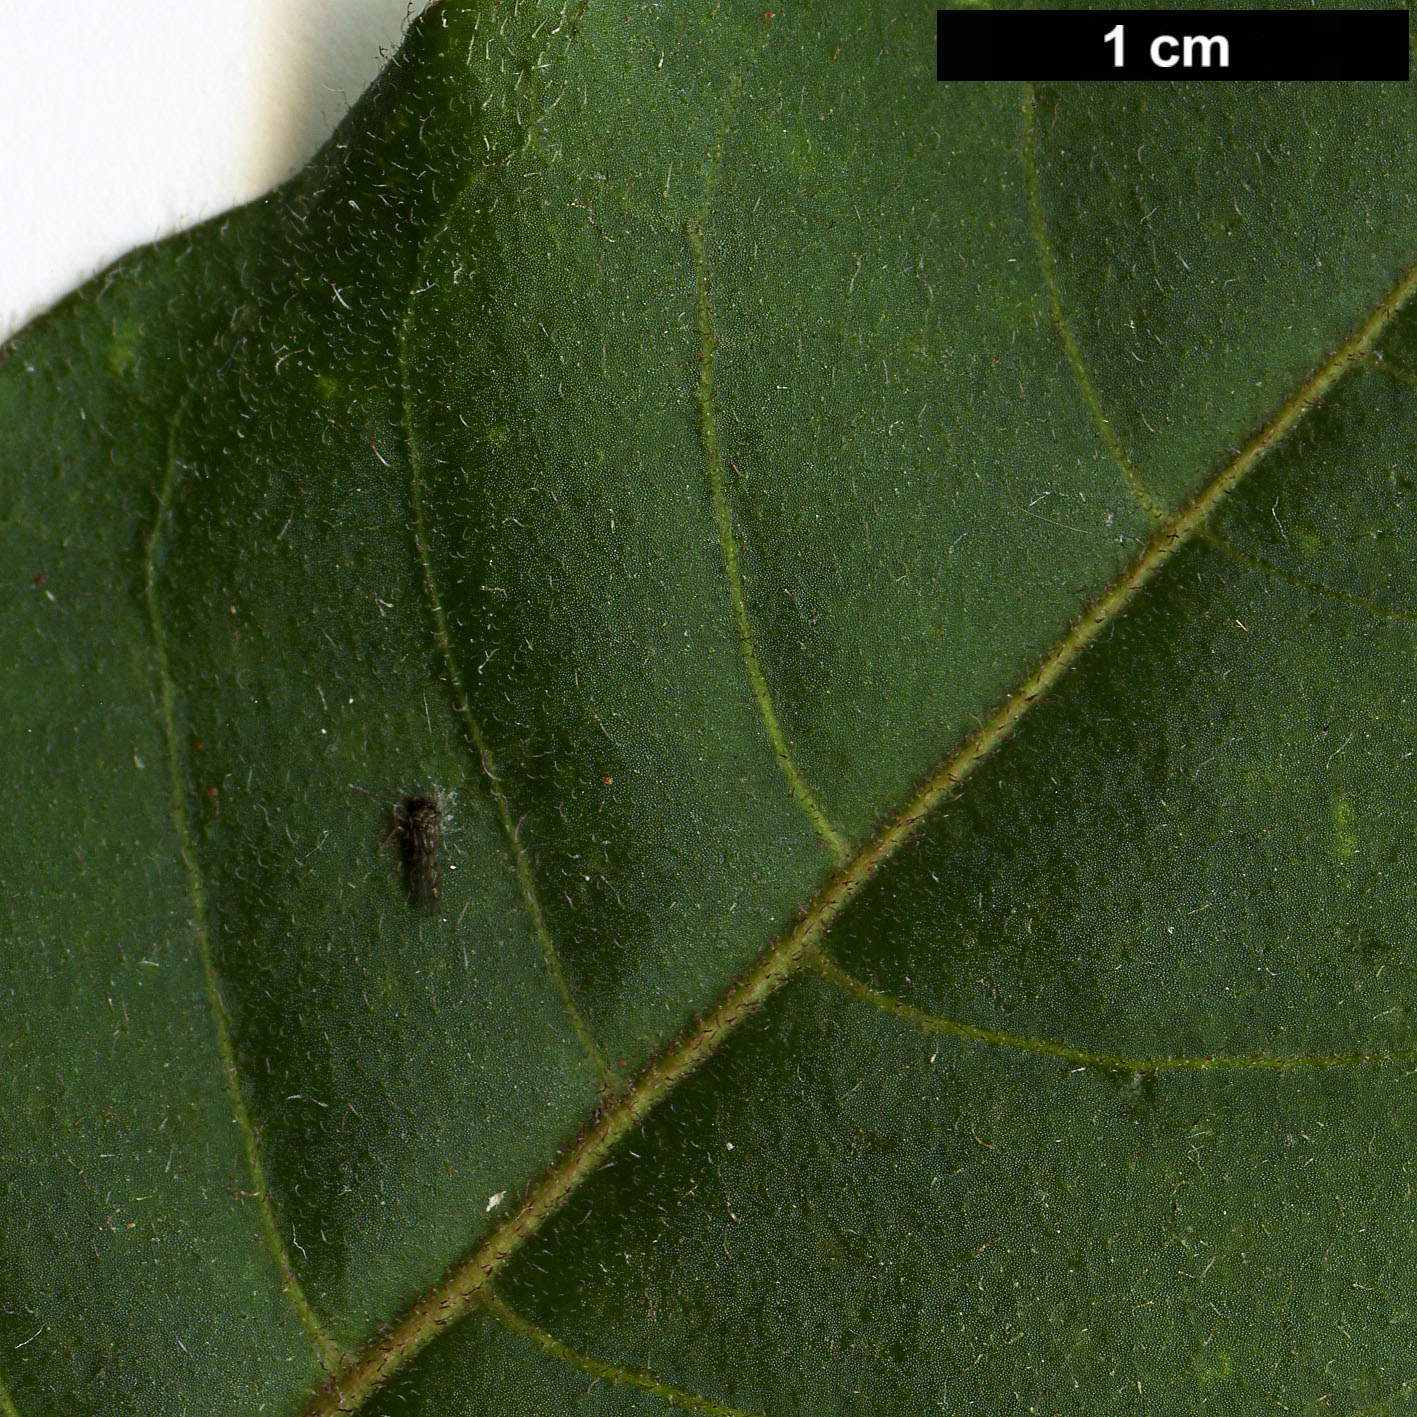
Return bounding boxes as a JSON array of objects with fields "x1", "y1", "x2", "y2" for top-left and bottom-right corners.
[{"x1": 937, "y1": 9, "x2": 1410, "y2": 81}]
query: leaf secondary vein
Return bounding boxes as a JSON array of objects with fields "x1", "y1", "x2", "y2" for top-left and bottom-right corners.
[
  {"x1": 397, "y1": 242, "x2": 616, "y2": 1092},
  {"x1": 1205, "y1": 526, "x2": 1417, "y2": 627},
  {"x1": 145, "y1": 400, "x2": 346, "y2": 1374},
  {"x1": 816, "y1": 953, "x2": 1417, "y2": 1073},
  {"x1": 305, "y1": 119, "x2": 1417, "y2": 1417},
  {"x1": 1021, "y1": 85, "x2": 1162, "y2": 526},
  {"x1": 482, "y1": 1290, "x2": 763, "y2": 1417},
  {"x1": 685, "y1": 64, "x2": 848, "y2": 863}
]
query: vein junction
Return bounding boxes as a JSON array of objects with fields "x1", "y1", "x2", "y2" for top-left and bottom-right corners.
[
  {"x1": 1021, "y1": 85, "x2": 1163, "y2": 527},
  {"x1": 483, "y1": 1291, "x2": 763, "y2": 1417},
  {"x1": 303, "y1": 125, "x2": 1417, "y2": 1417},
  {"x1": 685, "y1": 62, "x2": 848, "y2": 864}
]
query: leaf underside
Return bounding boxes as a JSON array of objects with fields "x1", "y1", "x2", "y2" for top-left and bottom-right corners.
[{"x1": 3, "y1": 3, "x2": 1417, "y2": 1414}]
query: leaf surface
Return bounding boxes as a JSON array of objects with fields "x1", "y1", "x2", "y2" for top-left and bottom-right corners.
[{"x1": 3, "y1": 3, "x2": 1417, "y2": 1414}]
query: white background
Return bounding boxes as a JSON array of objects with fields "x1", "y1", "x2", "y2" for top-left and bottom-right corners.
[{"x1": 1, "y1": 0, "x2": 431, "y2": 340}]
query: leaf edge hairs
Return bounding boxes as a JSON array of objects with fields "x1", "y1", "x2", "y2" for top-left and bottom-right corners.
[{"x1": 394, "y1": 792, "x2": 443, "y2": 909}]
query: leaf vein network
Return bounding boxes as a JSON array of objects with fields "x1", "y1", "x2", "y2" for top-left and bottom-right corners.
[{"x1": 301, "y1": 74, "x2": 1417, "y2": 1417}]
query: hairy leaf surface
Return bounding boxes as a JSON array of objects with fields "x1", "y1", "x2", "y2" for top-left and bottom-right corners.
[{"x1": 3, "y1": 3, "x2": 1417, "y2": 1414}]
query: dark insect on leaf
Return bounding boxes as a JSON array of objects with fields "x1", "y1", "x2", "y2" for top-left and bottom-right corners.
[{"x1": 393, "y1": 793, "x2": 442, "y2": 907}]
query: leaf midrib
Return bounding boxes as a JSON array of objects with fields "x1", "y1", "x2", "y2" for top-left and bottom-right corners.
[{"x1": 303, "y1": 185, "x2": 1417, "y2": 1417}]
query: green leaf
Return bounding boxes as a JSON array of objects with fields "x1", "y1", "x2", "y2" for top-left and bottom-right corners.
[{"x1": 4, "y1": 3, "x2": 1417, "y2": 1413}]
